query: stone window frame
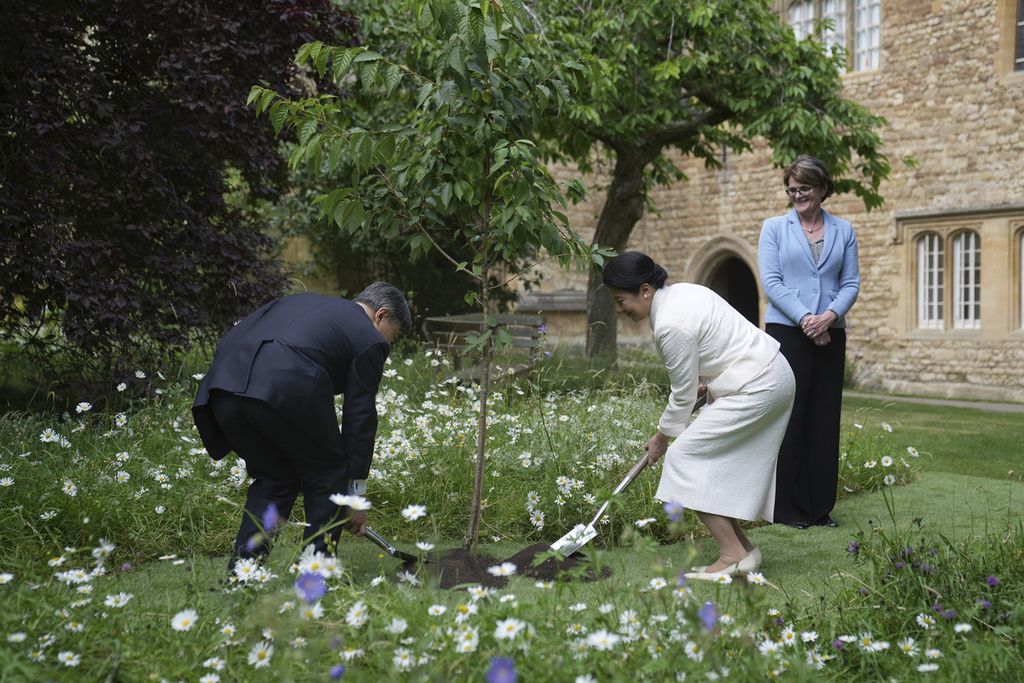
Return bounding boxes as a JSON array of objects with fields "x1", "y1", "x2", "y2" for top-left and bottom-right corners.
[
  {"x1": 907, "y1": 227, "x2": 981, "y2": 333},
  {"x1": 779, "y1": 0, "x2": 881, "y2": 72},
  {"x1": 997, "y1": 0, "x2": 1024, "y2": 77},
  {"x1": 895, "y1": 206, "x2": 1024, "y2": 339},
  {"x1": 1016, "y1": 222, "x2": 1024, "y2": 330},
  {"x1": 1018, "y1": 0, "x2": 1024, "y2": 70}
]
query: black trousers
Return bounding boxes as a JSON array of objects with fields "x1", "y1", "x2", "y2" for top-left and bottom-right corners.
[
  {"x1": 766, "y1": 324, "x2": 846, "y2": 525},
  {"x1": 208, "y1": 391, "x2": 349, "y2": 562}
]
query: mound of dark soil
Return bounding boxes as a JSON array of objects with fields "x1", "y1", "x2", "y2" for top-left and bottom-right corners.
[{"x1": 430, "y1": 542, "x2": 611, "y2": 590}]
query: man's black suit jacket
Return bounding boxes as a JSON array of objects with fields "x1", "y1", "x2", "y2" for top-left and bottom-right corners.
[{"x1": 192, "y1": 293, "x2": 389, "y2": 480}]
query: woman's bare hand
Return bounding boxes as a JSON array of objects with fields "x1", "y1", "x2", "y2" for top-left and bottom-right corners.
[{"x1": 644, "y1": 432, "x2": 670, "y2": 466}]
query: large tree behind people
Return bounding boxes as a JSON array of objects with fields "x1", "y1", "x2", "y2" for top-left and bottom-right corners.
[
  {"x1": 529, "y1": 0, "x2": 893, "y2": 358},
  {"x1": 0, "y1": 1, "x2": 355, "y2": 396}
]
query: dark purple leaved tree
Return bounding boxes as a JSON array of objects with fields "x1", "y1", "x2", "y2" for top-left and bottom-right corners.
[{"x1": 0, "y1": 0, "x2": 357, "y2": 400}]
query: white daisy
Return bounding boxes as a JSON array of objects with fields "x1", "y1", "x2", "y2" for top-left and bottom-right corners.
[
  {"x1": 248, "y1": 641, "x2": 273, "y2": 668},
  {"x1": 400, "y1": 504, "x2": 427, "y2": 521},
  {"x1": 494, "y1": 618, "x2": 526, "y2": 640},
  {"x1": 487, "y1": 562, "x2": 517, "y2": 577},
  {"x1": 171, "y1": 609, "x2": 198, "y2": 631},
  {"x1": 328, "y1": 494, "x2": 372, "y2": 510}
]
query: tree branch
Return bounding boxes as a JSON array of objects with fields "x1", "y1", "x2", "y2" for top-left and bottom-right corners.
[{"x1": 649, "y1": 105, "x2": 732, "y2": 148}]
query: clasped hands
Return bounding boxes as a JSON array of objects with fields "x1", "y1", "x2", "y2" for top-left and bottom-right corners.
[{"x1": 801, "y1": 310, "x2": 838, "y2": 346}]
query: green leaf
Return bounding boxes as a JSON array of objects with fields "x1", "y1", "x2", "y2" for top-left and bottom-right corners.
[
  {"x1": 340, "y1": 199, "x2": 366, "y2": 233},
  {"x1": 313, "y1": 44, "x2": 330, "y2": 78},
  {"x1": 374, "y1": 134, "x2": 396, "y2": 164},
  {"x1": 297, "y1": 118, "x2": 318, "y2": 146},
  {"x1": 438, "y1": 183, "x2": 452, "y2": 209},
  {"x1": 255, "y1": 88, "x2": 276, "y2": 115},
  {"x1": 352, "y1": 50, "x2": 383, "y2": 63},
  {"x1": 495, "y1": 327, "x2": 513, "y2": 348},
  {"x1": 447, "y1": 43, "x2": 466, "y2": 78},
  {"x1": 435, "y1": 80, "x2": 458, "y2": 107},
  {"x1": 332, "y1": 48, "x2": 358, "y2": 83},
  {"x1": 268, "y1": 101, "x2": 289, "y2": 135},
  {"x1": 246, "y1": 86, "x2": 263, "y2": 107},
  {"x1": 295, "y1": 41, "x2": 318, "y2": 66},
  {"x1": 358, "y1": 60, "x2": 380, "y2": 88},
  {"x1": 382, "y1": 64, "x2": 403, "y2": 97}
]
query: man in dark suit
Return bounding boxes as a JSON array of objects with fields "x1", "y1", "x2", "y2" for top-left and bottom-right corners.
[{"x1": 192, "y1": 282, "x2": 411, "y2": 565}]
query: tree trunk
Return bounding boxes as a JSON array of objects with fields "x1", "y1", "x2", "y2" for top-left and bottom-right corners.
[
  {"x1": 465, "y1": 317, "x2": 492, "y2": 550},
  {"x1": 465, "y1": 148, "x2": 492, "y2": 550},
  {"x1": 586, "y1": 144, "x2": 659, "y2": 359}
]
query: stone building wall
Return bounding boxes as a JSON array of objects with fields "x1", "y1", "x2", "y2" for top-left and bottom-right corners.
[{"x1": 528, "y1": 0, "x2": 1024, "y2": 401}]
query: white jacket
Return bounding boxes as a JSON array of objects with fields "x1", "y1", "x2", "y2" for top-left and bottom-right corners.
[{"x1": 650, "y1": 284, "x2": 781, "y2": 437}]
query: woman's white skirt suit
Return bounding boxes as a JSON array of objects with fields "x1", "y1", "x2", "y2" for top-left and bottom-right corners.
[{"x1": 651, "y1": 284, "x2": 796, "y2": 522}]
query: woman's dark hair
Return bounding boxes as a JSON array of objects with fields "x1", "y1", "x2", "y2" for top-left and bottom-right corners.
[
  {"x1": 601, "y1": 251, "x2": 669, "y2": 293},
  {"x1": 783, "y1": 154, "x2": 834, "y2": 200}
]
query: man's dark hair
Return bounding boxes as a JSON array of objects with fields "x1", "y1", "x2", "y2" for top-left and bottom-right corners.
[{"x1": 353, "y1": 282, "x2": 412, "y2": 333}]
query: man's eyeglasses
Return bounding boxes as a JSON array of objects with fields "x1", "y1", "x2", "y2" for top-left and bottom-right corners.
[{"x1": 784, "y1": 185, "x2": 815, "y2": 198}]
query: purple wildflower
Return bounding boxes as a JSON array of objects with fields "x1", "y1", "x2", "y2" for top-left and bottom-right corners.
[
  {"x1": 120, "y1": 562, "x2": 133, "y2": 572},
  {"x1": 847, "y1": 541, "x2": 860, "y2": 554},
  {"x1": 942, "y1": 609, "x2": 958, "y2": 620},
  {"x1": 329, "y1": 664, "x2": 345, "y2": 680},
  {"x1": 832, "y1": 639, "x2": 845, "y2": 650},
  {"x1": 295, "y1": 572, "x2": 327, "y2": 604},
  {"x1": 986, "y1": 575, "x2": 999, "y2": 587},
  {"x1": 894, "y1": 561, "x2": 906, "y2": 570},
  {"x1": 918, "y1": 562, "x2": 936, "y2": 575},
  {"x1": 676, "y1": 569, "x2": 688, "y2": 587},
  {"x1": 663, "y1": 501, "x2": 685, "y2": 522},
  {"x1": 899, "y1": 546, "x2": 914, "y2": 558},
  {"x1": 698, "y1": 601, "x2": 717, "y2": 631},
  {"x1": 976, "y1": 599, "x2": 992, "y2": 609},
  {"x1": 245, "y1": 533, "x2": 264, "y2": 553},
  {"x1": 486, "y1": 657, "x2": 517, "y2": 683},
  {"x1": 262, "y1": 503, "x2": 281, "y2": 532}
]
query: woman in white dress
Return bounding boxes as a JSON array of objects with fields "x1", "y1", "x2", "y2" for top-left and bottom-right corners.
[{"x1": 602, "y1": 252, "x2": 796, "y2": 579}]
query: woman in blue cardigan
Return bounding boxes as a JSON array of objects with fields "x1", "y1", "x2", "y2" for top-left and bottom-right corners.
[{"x1": 757, "y1": 155, "x2": 860, "y2": 529}]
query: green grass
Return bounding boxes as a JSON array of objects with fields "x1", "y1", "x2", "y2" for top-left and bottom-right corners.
[
  {"x1": 133, "y1": 469, "x2": 1021, "y2": 614},
  {"x1": 2, "y1": 350, "x2": 1023, "y2": 680},
  {"x1": 842, "y1": 396, "x2": 1024, "y2": 481}
]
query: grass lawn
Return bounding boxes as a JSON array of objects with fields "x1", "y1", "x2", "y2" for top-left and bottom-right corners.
[
  {"x1": 841, "y1": 395, "x2": 1024, "y2": 481},
  {"x1": 131, "y1": 398, "x2": 1024, "y2": 615},
  {"x1": 4, "y1": 361, "x2": 1023, "y2": 680}
]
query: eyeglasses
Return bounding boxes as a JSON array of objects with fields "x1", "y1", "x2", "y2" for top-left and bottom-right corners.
[{"x1": 784, "y1": 185, "x2": 816, "y2": 198}]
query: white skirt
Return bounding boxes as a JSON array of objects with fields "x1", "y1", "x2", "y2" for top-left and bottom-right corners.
[{"x1": 654, "y1": 353, "x2": 795, "y2": 522}]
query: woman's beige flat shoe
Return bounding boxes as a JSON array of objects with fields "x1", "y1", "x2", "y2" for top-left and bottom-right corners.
[{"x1": 686, "y1": 548, "x2": 762, "y2": 579}]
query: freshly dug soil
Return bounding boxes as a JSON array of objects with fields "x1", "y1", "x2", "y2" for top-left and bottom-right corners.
[
  {"x1": 432, "y1": 542, "x2": 611, "y2": 590},
  {"x1": 432, "y1": 548, "x2": 507, "y2": 589}
]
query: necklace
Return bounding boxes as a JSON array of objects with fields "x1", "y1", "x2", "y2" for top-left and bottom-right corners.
[{"x1": 800, "y1": 212, "x2": 823, "y2": 234}]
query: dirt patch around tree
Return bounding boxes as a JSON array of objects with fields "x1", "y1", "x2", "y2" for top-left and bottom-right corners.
[{"x1": 421, "y1": 542, "x2": 612, "y2": 590}]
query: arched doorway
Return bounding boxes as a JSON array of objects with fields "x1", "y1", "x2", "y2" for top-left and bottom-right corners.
[{"x1": 706, "y1": 256, "x2": 760, "y2": 326}]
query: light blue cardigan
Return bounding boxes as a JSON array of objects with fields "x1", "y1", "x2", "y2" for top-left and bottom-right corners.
[{"x1": 757, "y1": 208, "x2": 860, "y2": 327}]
